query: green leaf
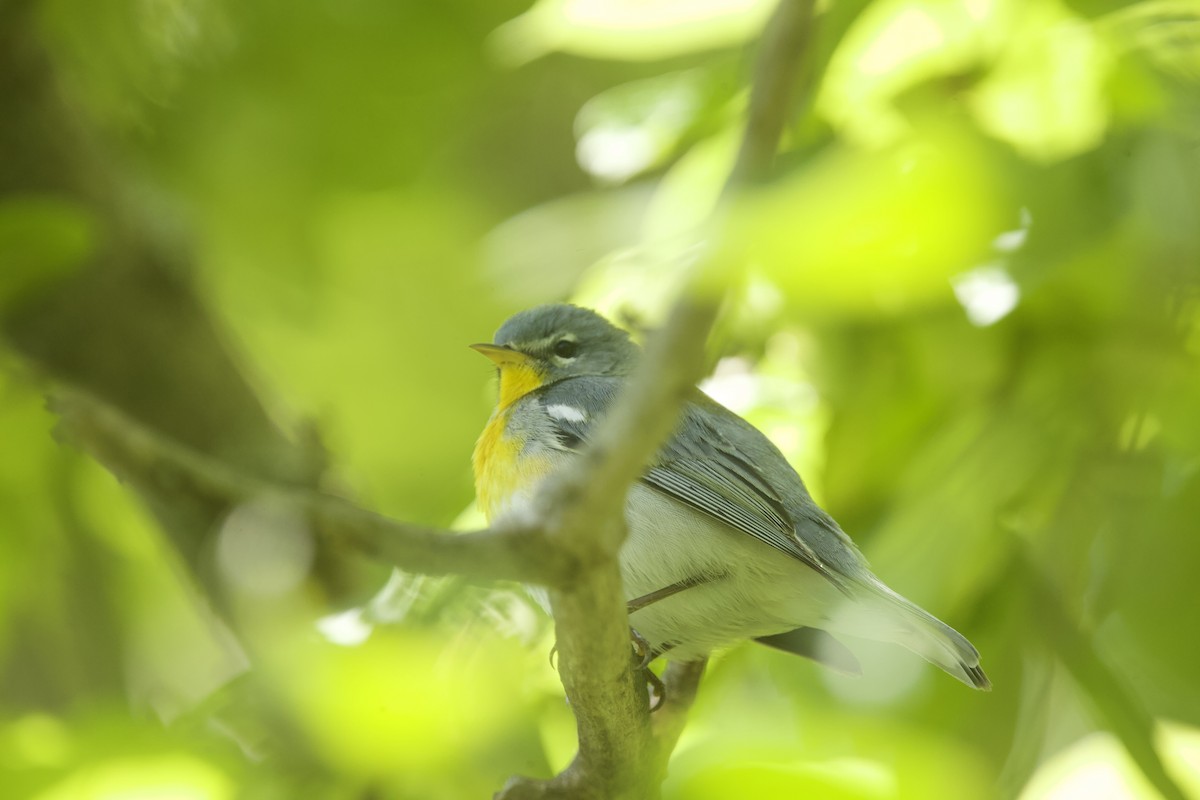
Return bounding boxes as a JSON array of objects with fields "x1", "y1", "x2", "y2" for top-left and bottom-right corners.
[
  {"x1": 971, "y1": 0, "x2": 1112, "y2": 161},
  {"x1": 727, "y1": 133, "x2": 1004, "y2": 317},
  {"x1": 490, "y1": 0, "x2": 774, "y2": 64}
]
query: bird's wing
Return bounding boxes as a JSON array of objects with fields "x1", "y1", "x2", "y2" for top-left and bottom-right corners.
[
  {"x1": 647, "y1": 400, "x2": 849, "y2": 588},
  {"x1": 534, "y1": 377, "x2": 855, "y2": 590}
]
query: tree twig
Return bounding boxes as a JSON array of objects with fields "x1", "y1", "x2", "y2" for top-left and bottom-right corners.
[
  {"x1": 727, "y1": 0, "x2": 816, "y2": 189},
  {"x1": 52, "y1": 390, "x2": 576, "y2": 588},
  {"x1": 651, "y1": 660, "x2": 708, "y2": 756}
]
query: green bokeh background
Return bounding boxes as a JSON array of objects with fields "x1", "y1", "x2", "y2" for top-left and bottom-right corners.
[{"x1": 3, "y1": 0, "x2": 1200, "y2": 797}]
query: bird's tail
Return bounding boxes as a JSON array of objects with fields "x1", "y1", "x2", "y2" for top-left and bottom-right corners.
[{"x1": 842, "y1": 579, "x2": 991, "y2": 691}]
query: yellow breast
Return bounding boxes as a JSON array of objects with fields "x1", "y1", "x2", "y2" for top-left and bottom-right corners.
[
  {"x1": 473, "y1": 411, "x2": 516, "y2": 520},
  {"x1": 472, "y1": 363, "x2": 553, "y2": 521}
]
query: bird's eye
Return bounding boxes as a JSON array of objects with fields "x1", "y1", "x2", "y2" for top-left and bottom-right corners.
[{"x1": 553, "y1": 339, "x2": 579, "y2": 359}]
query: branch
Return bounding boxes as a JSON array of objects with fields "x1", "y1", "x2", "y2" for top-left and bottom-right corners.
[
  {"x1": 1017, "y1": 551, "x2": 1188, "y2": 800},
  {"x1": 47, "y1": 300, "x2": 720, "y2": 601},
  {"x1": 651, "y1": 659, "x2": 708, "y2": 757},
  {"x1": 500, "y1": 1, "x2": 817, "y2": 796},
  {"x1": 727, "y1": 0, "x2": 816, "y2": 189},
  {"x1": 52, "y1": 390, "x2": 574, "y2": 588},
  {"x1": 502, "y1": 298, "x2": 719, "y2": 800}
]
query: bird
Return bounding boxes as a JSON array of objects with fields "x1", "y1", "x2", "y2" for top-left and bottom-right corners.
[{"x1": 471, "y1": 303, "x2": 990, "y2": 691}]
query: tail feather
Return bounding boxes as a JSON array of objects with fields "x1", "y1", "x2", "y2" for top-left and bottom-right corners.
[
  {"x1": 844, "y1": 580, "x2": 992, "y2": 691},
  {"x1": 756, "y1": 627, "x2": 862, "y2": 676},
  {"x1": 964, "y1": 663, "x2": 992, "y2": 691},
  {"x1": 893, "y1": 612, "x2": 992, "y2": 691}
]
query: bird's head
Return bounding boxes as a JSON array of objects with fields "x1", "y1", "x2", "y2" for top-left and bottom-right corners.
[{"x1": 471, "y1": 304, "x2": 638, "y2": 408}]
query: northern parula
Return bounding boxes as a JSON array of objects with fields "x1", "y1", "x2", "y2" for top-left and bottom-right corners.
[{"x1": 472, "y1": 304, "x2": 990, "y2": 690}]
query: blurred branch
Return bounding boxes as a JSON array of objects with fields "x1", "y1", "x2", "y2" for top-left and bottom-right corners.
[
  {"x1": 727, "y1": 0, "x2": 815, "y2": 188},
  {"x1": 0, "y1": 0, "x2": 366, "y2": 610},
  {"x1": 53, "y1": 390, "x2": 573, "y2": 588},
  {"x1": 1017, "y1": 550, "x2": 1188, "y2": 800},
  {"x1": 651, "y1": 659, "x2": 708, "y2": 756}
]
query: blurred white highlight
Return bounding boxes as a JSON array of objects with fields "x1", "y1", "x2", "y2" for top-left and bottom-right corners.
[
  {"x1": 316, "y1": 569, "x2": 431, "y2": 646},
  {"x1": 821, "y1": 637, "x2": 926, "y2": 705},
  {"x1": 699, "y1": 357, "x2": 758, "y2": 413},
  {"x1": 953, "y1": 266, "x2": 1020, "y2": 326},
  {"x1": 216, "y1": 499, "x2": 314, "y2": 596},
  {"x1": 993, "y1": 207, "x2": 1032, "y2": 252},
  {"x1": 858, "y1": 9, "x2": 945, "y2": 77},
  {"x1": 317, "y1": 609, "x2": 373, "y2": 647},
  {"x1": 577, "y1": 125, "x2": 657, "y2": 184}
]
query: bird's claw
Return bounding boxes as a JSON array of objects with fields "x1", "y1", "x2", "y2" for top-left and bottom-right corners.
[
  {"x1": 551, "y1": 630, "x2": 665, "y2": 710},
  {"x1": 630, "y1": 627, "x2": 653, "y2": 670},
  {"x1": 551, "y1": 630, "x2": 649, "y2": 673},
  {"x1": 628, "y1": 627, "x2": 666, "y2": 710},
  {"x1": 644, "y1": 667, "x2": 666, "y2": 712}
]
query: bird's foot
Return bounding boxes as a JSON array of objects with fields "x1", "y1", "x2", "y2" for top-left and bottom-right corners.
[
  {"x1": 550, "y1": 629, "x2": 653, "y2": 673},
  {"x1": 629, "y1": 627, "x2": 654, "y2": 670},
  {"x1": 628, "y1": 628, "x2": 669, "y2": 711},
  {"x1": 551, "y1": 631, "x2": 666, "y2": 710}
]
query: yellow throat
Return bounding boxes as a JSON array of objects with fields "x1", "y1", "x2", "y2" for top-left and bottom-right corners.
[{"x1": 492, "y1": 359, "x2": 545, "y2": 412}]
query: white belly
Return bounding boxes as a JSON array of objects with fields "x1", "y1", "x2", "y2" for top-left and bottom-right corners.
[
  {"x1": 619, "y1": 485, "x2": 839, "y2": 661},
  {"x1": 505, "y1": 479, "x2": 841, "y2": 661}
]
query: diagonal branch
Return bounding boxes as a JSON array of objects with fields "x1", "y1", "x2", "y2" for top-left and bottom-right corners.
[
  {"x1": 53, "y1": 389, "x2": 574, "y2": 587},
  {"x1": 1017, "y1": 550, "x2": 1188, "y2": 800},
  {"x1": 728, "y1": 0, "x2": 817, "y2": 189}
]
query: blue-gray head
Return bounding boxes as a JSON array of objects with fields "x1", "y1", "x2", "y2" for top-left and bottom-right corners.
[{"x1": 471, "y1": 304, "x2": 639, "y2": 405}]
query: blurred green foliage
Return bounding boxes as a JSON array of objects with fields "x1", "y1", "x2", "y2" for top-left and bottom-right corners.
[{"x1": 3, "y1": 0, "x2": 1200, "y2": 797}]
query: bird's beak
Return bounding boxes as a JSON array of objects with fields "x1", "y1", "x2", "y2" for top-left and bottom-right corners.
[{"x1": 470, "y1": 343, "x2": 531, "y2": 366}]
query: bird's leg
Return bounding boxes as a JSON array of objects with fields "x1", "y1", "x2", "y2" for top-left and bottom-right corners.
[
  {"x1": 550, "y1": 629, "x2": 671, "y2": 672},
  {"x1": 624, "y1": 577, "x2": 713, "y2": 710},
  {"x1": 626, "y1": 574, "x2": 714, "y2": 614},
  {"x1": 624, "y1": 575, "x2": 712, "y2": 698},
  {"x1": 551, "y1": 631, "x2": 668, "y2": 709},
  {"x1": 550, "y1": 577, "x2": 711, "y2": 706}
]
